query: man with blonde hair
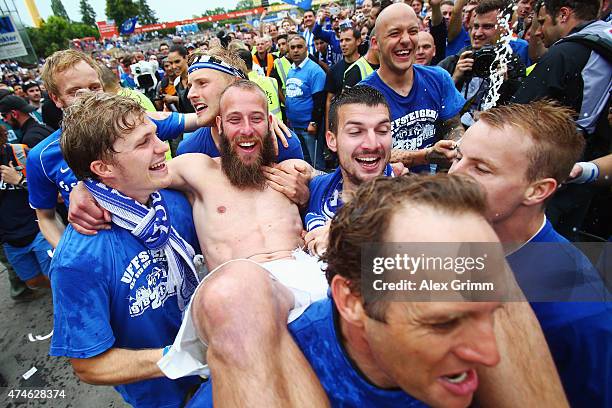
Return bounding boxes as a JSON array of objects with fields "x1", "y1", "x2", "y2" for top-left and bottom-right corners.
[{"x1": 449, "y1": 101, "x2": 612, "y2": 406}]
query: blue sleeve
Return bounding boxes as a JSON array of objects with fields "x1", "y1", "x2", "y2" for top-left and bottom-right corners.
[
  {"x1": 49, "y1": 245, "x2": 114, "y2": 358},
  {"x1": 438, "y1": 70, "x2": 465, "y2": 121},
  {"x1": 305, "y1": 213, "x2": 326, "y2": 231},
  {"x1": 312, "y1": 67, "x2": 326, "y2": 94},
  {"x1": 177, "y1": 132, "x2": 203, "y2": 155},
  {"x1": 26, "y1": 144, "x2": 58, "y2": 210},
  {"x1": 312, "y1": 23, "x2": 334, "y2": 44},
  {"x1": 150, "y1": 112, "x2": 186, "y2": 142},
  {"x1": 277, "y1": 131, "x2": 304, "y2": 161}
]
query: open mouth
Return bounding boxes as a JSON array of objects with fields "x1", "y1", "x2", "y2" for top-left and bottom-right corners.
[
  {"x1": 354, "y1": 155, "x2": 382, "y2": 170},
  {"x1": 438, "y1": 369, "x2": 478, "y2": 397},
  {"x1": 193, "y1": 102, "x2": 208, "y2": 115},
  {"x1": 236, "y1": 140, "x2": 258, "y2": 153},
  {"x1": 149, "y1": 160, "x2": 167, "y2": 172},
  {"x1": 394, "y1": 49, "x2": 412, "y2": 60}
]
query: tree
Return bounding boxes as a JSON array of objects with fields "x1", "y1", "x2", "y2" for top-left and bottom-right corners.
[
  {"x1": 51, "y1": 0, "x2": 70, "y2": 21},
  {"x1": 79, "y1": 0, "x2": 97, "y2": 26},
  {"x1": 105, "y1": 0, "x2": 139, "y2": 27},
  {"x1": 26, "y1": 16, "x2": 99, "y2": 57},
  {"x1": 137, "y1": 0, "x2": 158, "y2": 25}
]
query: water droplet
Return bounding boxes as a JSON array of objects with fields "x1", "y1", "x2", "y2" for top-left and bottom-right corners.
[
  {"x1": 572, "y1": 227, "x2": 577, "y2": 232},
  {"x1": 583, "y1": 113, "x2": 588, "y2": 117}
]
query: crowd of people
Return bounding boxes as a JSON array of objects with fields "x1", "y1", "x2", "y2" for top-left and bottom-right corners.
[{"x1": 0, "y1": 0, "x2": 611, "y2": 406}]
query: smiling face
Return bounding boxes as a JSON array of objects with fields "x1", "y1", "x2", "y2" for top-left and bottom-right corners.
[
  {"x1": 50, "y1": 61, "x2": 103, "y2": 109},
  {"x1": 168, "y1": 51, "x2": 188, "y2": 78},
  {"x1": 362, "y1": 204, "x2": 501, "y2": 408},
  {"x1": 327, "y1": 103, "x2": 391, "y2": 190},
  {"x1": 471, "y1": 11, "x2": 502, "y2": 50},
  {"x1": 101, "y1": 116, "x2": 171, "y2": 204},
  {"x1": 449, "y1": 120, "x2": 533, "y2": 224},
  {"x1": 374, "y1": 3, "x2": 420, "y2": 75},
  {"x1": 216, "y1": 85, "x2": 275, "y2": 188},
  {"x1": 188, "y1": 68, "x2": 234, "y2": 127}
]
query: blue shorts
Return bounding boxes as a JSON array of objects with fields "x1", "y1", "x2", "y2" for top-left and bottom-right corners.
[{"x1": 3, "y1": 232, "x2": 53, "y2": 281}]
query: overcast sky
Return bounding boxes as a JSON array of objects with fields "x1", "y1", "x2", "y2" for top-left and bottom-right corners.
[{"x1": 14, "y1": 0, "x2": 242, "y2": 27}]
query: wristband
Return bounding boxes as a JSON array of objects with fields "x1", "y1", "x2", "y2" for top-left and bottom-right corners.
[
  {"x1": 150, "y1": 112, "x2": 185, "y2": 141},
  {"x1": 569, "y1": 162, "x2": 599, "y2": 184},
  {"x1": 163, "y1": 345, "x2": 172, "y2": 356}
]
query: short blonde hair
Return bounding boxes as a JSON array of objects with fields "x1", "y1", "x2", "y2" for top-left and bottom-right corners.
[
  {"x1": 41, "y1": 49, "x2": 102, "y2": 99},
  {"x1": 187, "y1": 46, "x2": 248, "y2": 76}
]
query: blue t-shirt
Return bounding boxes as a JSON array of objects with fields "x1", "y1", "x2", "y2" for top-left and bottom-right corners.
[
  {"x1": 49, "y1": 189, "x2": 201, "y2": 408},
  {"x1": 177, "y1": 126, "x2": 304, "y2": 161},
  {"x1": 286, "y1": 59, "x2": 326, "y2": 129},
  {"x1": 361, "y1": 66, "x2": 465, "y2": 172},
  {"x1": 184, "y1": 297, "x2": 427, "y2": 408},
  {"x1": 506, "y1": 219, "x2": 611, "y2": 408},
  {"x1": 121, "y1": 72, "x2": 136, "y2": 89},
  {"x1": 305, "y1": 165, "x2": 393, "y2": 231},
  {"x1": 446, "y1": 27, "x2": 471, "y2": 57},
  {"x1": 27, "y1": 129, "x2": 78, "y2": 209}
]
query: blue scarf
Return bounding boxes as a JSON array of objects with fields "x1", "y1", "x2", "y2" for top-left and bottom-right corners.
[{"x1": 84, "y1": 179, "x2": 199, "y2": 311}]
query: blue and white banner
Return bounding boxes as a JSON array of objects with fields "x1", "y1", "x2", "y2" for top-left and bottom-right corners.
[
  {"x1": 120, "y1": 17, "x2": 138, "y2": 35},
  {"x1": 0, "y1": 15, "x2": 27, "y2": 59},
  {"x1": 280, "y1": 0, "x2": 313, "y2": 11}
]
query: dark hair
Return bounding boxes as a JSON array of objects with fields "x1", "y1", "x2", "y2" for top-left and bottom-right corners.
[
  {"x1": 276, "y1": 33, "x2": 288, "y2": 42},
  {"x1": 159, "y1": 42, "x2": 169, "y2": 50},
  {"x1": 440, "y1": 0, "x2": 455, "y2": 7},
  {"x1": 22, "y1": 81, "x2": 40, "y2": 93},
  {"x1": 475, "y1": 0, "x2": 511, "y2": 14},
  {"x1": 328, "y1": 85, "x2": 390, "y2": 133},
  {"x1": 120, "y1": 54, "x2": 134, "y2": 67},
  {"x1": 539, "y1": 0, "x2": 599, "y2": 20},
  {"x1": 323, "y1": 174, "x2": 488, "y2": 321},
  {"x1": 169, "y1": 45, "x2": 188, "y2": 58},
  {"x1": 237, "y1": 48, "x2": 253, "y2": 70},
  {"x1": 340, "y1": 27, "x2": 362, "y2": 40},
  {"x1": 304, "y1": 9, "x2": 315, "y2": 16}
]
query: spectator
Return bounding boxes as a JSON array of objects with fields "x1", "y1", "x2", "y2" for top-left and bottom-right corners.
[
  {"x1": 286, "y1": 36, "x2": 326, "y2": 169},
  {"x1": 415, "y1": 31, "x2": 438, "y2": 65},
  {"x1": 253, "y1": 35, "x2": 277, "y2": 77},
  {"x1": 300, "y1": 10, "x2": 318, "y2": 55},
  {"x1": 342, "y1": 28, "x2": 380, "y2": 89},
  {"x1": 438, "y1": 0, "x2": 526, "y2": 126},
  {"x1": 238, "y1": 49, "x2": 283, "y2": 121},
  {"x1": 167, "y1": 45, "x2": 194, "y2": 114},
  {"x1": 513, "y1": 0, "x2": 611, "y2": 240},
  {"x1": 313, "y1": 35, "x2": 333, "y2": 72},
  {"x1": 1, "y1": 125, "x2": 52, "y2": 290},
  {"x1": 22, "y1": 81, "x2": 43, "y2": 118},
  {"x1": 0, "y1": 96, "x2": 54, "y2": 148},
  {"x1": 119, "y1": 54, "x2": 136, "y2": 89}
]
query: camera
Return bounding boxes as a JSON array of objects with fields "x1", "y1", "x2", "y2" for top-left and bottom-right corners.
[
  {"x1": 471, "y1": 45, "x2": 497, "y2": 77},
  {"x1": 329, "y1": 6, "x2": 340, "y2": 16}
]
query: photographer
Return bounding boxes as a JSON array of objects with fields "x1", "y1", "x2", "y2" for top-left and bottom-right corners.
[{"x1": 438, "y1": 0, "x2": 525, "y2": 125}]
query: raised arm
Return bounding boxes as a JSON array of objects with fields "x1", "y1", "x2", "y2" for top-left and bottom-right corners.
[{"x1": 448, "y1": 0, "x2": 468, "y2": 42}]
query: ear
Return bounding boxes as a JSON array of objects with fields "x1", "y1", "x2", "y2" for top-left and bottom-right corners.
[
  {"x1": 326, "y1": 130, "x2": 338, "y2": 152},
  {"x1": 523, "y1": 178, "x2": 557, "y2": 206},
  {"x1": 49, "y1": 92, "x2": 64, "y2": 110},
  {"x1": 90, "y1": 160, "x2": 114, "y2": 181},
  {"x1": 558, "y1": 6, "x2": 572, "y2": 22},
  {"x1": 331, "y1": 275, "x2": 367, "y2": 328},
  {"x1": 215, "y1": 115, "x2": 223, "y2": 134}
]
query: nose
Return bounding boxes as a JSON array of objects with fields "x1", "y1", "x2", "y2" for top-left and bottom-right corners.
[
  {"x1": 155, "y1": 136, "x2": 169, "y2": 154},
  {"x1": 448, "y1": 157, "x2": 464, "y2": 174},
  {"x1": 455, "y1": 316, "x2": 501, "y2": 368},
  {"x1": 362, "y1": 128, "x2": 379, "y2": 150}
]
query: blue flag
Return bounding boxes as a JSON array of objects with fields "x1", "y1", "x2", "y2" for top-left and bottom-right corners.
[
  {"x1": 280, "y1": 0, "x2": 312, "y2": 10},
  {"x1": 120, "y1": 17, "x2": 138, "y2": 35}
]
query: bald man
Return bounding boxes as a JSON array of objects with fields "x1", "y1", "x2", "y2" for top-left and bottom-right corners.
[
  {"x1": 361, "y1": 3, "x2": 466, "y2": 173},
  {"x1": 415, "y1": 31, "x2": 437, "y2": 65}
]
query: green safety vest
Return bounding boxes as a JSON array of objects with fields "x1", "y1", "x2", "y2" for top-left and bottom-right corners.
[
  {"x1": 248, "y1": 71, "x2": 282, "y2": 120},
  {"x1": 344, "y1": 56, "x2": 375, "y2": 83},
  {"x1": 273, "y1": 56, "x2": 291, "y2": 91}
]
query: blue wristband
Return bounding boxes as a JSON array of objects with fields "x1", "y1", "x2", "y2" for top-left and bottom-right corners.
[{"x1": 163, "y1": 345, "x2": 172, "y2": 356}]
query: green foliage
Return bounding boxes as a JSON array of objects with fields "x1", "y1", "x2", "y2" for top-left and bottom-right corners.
[
  {"x1": 105, "y1": 0, "x2": 139, "y2": 27},
  {"x1": 202, "y1": 7, "x2": 227, "y2": 16},
  {"x1": 79, "y1": 0, "x2": 97, "y2": 26},
  {"x1": 137, "y1": 0, "x2": 158, "y2": 25},
  {"x1": 235, "y1": 0, "x2": 255, "y2": 10},
  {"x1": 51, "y1": 0, "x2": 71, "y2": 21},
  {"x1": 26, "y1": 16, "x2": 99, "y2": 58}
]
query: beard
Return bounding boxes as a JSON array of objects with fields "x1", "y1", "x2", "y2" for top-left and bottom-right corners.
[{"x1": 219, "y1": 130, "x2": 276, "y2": 189}]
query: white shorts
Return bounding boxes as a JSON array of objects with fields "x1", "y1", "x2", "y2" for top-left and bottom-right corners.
[{"x1": 157, "y1": 249, "x2": 329, "y2": 379}]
